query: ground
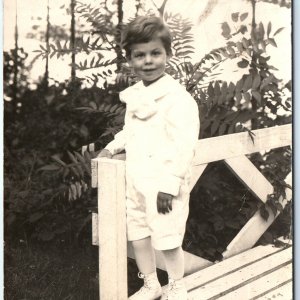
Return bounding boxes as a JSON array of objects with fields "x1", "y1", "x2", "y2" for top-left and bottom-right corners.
[{"x1": 4, "y1": 241, "x2": 169, "y2": 300}]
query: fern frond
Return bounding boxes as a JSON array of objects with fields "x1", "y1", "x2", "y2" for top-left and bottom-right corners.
[{"x1": 165, "y1": 13, "x2": 195, "y2": 59}]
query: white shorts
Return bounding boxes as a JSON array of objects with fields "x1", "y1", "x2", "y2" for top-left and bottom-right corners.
[{"x1": 125, "y1": 168, "x2": 190, "y2": 251}]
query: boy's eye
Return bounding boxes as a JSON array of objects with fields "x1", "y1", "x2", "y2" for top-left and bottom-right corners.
[
  {"x1": 134, "y1": 53, "x2": 144, "y2": 58},
  {"x1": 153, "y1": 51, "x2": 161, "y2": 56}
]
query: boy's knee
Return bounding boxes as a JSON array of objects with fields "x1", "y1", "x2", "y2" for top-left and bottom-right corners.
[{"x1": 161, "y1": 246, "x2": 182, "y2": 256}]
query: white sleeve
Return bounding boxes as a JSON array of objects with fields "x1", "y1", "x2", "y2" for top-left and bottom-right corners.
[
  {"x1": 104, "y1": 129, "x2": 126, "y2": 155},
  {"x1": 158, "y1": 95, "x2": 200, "y2": 196},
  {"x1": 104, "y1": 111, "x2": 129, "y2": 155}
]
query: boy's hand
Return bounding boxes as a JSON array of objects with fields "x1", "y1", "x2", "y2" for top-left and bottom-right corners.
[
  {"x1": 157, "y1": 192, "x2": 173, "y2": 214},
  {"x1": 97, "y1": 149, "x2": 113, "y2": 159}
]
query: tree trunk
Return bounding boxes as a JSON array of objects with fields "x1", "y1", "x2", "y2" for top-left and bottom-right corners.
[
  {"x1": 117, "y1": 0, "x2": 123, "y2": 24},
  {"x1": 44, "y1": 0, "x2": 50, "y2": 89},
  {"x1": 70, "y1": 0, "x2": 76, "y2": 82},
  {"x1": 115, "y1": 0, "x2": 124, "y2": 71},
  {"x1": 250, "y1": 0, "x2": 258, "y2": 130},
  {"x1": 158, "y1": 0, "x2": 168, "y2": 17},
  {"x1": 135, "y1": 0, "x2": 142, "y2": 17},
  {"x1": 12, "y1": 0, "x2": 19, "y2": 117}
]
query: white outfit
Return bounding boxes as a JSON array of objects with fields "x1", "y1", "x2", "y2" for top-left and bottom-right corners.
[{"x1": 105, "y1": 74, "x2": 200, "y2": 250}]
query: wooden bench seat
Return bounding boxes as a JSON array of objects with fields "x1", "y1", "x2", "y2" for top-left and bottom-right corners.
[{"x1": 177, "y1": 245, "x2": 292, "y2": 300}]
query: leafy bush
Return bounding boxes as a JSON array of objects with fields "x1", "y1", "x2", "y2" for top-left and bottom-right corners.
[
  {"x1": 4, "y1": 2, "x2": 292, "y2": 255},
  {"x1": 184, "y1": 145, "x2": 292, "y2": 261},
  {"x1": 4, "y1": 56, "x2": 125, "y2": 243}
]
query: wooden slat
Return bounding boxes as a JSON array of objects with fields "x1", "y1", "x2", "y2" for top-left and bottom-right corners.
[
  {"x1": 182, "y1": 250, "x2": 212, "y2": 275},
  {"x1": 182, "y1": 245, "x2": 280, "y2": 292},
  {"x1": 97, "y1": 158, "x2": 127, "y2": 300},
  {"x1": 222, "y1": 172, "x2": 292, "y2": 259},
  {"x1": 188, "y1": 247, "x2": 292, "y2": 299},
  {"x1": 91, "y1": 158, "x2": 98, "y2": 188},
  {"x1": 189, "y1": 164, "x2": 208, "y2": 192},
  {"x1": 92, "y1": 212, "x2": 98, "y2": 245},
  {"x1": 225, "y1": 156, "x2": 273, "y2": 202},
  {"x1": 218, "y1": 263, "x2": 292, "y2": 299},
  {"x1": 81, "y1": 145, "x2": 88, "y2": 155},
  {"x1": 255, "y1": 280, "x2": 293, "y2": 300},
  {"x1": 88, "y1": 143, "x2": 95, "y2": 152},
  {"x1": 112, "y1": 153, "x2": 126, "y2": 160},
  {"x1": 193, "y1": 124, "x2": 291, "y2": 165}
]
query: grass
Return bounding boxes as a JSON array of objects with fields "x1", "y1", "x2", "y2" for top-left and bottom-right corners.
[
  {"x1": 4, "y1": 241, "x2": 99, "y2": 300},
  {"x1": 4, "y1": 240, "x2": 169, "y2": 300}
]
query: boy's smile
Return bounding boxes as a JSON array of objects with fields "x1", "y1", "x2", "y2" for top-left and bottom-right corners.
[{"x1": 129, "y1": 39, "x2": 170, "y2": 86}]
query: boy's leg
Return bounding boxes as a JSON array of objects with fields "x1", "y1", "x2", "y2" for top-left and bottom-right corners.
[
  {"x1": 129, "y1": 237, "x2": 162, "y2": 299},
  {"x1": 131, "y1": 237, "x2": 156, "y2": 274},
  {"x1": 161, "y1": 246, "x2": 187, "y2": 300},
  {"x1": 161, "y1": 246, "x2": 184, "y2": 280}
]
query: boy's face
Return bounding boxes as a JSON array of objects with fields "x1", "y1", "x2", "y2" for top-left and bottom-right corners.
[{"x1": 129, "y1": 39, "x2": 169, "y2": 86}]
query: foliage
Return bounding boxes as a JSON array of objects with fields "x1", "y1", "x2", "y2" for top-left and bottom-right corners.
[
  {"x1": 257, "y1": 0, "x2": 291, "y2": 8},
  {"x1": 184, "y1": 162, "x2": 259, "y2": 261},
  {"x1": 4, "y1": 61, "x2": 124, "y2": 242},
  {"x1": 46, "y1": 8, "x2": 291, "y2": 191},
  {"x1": 3, "y1": 47, "x2": 29, "y2": 113},
  {"x1": 184, "y1": 146, "x2": 291, "y2": 261},
  {"x1": 32, "y1": 0, "x2": 127, "y2": 86},
  {"x1": 257, "y1": 147, "x2": 292, "y2": 221},
  {"x1": 4, "y1": 1, "x2": 292, "y2": 254},
  {"x1": 170, "y1": 12, "x2": 291, "y2": 138}
]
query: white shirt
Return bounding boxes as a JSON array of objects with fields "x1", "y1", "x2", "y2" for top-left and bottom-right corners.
[{"x1": 105, "y1": 74, "x2": 200, "y2": 196}]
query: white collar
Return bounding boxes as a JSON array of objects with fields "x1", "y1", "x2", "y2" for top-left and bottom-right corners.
[
  {"x1": 120, "y1": 73, "x2": 175, "y2": 103},
  {"x1": 119, "y1": 74, "x2": 176, "y2": 120}
]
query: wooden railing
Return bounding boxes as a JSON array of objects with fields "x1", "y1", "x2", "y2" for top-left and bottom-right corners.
[{"x1": 91, "y1": 124, "x2": 292, "y2": 300}]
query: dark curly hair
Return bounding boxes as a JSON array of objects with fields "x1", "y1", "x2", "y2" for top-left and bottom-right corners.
[{"x1": 121, "y1": 16, "x2": 172, "y2": 58}]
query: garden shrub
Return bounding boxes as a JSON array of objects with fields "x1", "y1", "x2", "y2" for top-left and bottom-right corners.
[{"x1": 4, "y1": 3, "x2": 292, "y2": 258}]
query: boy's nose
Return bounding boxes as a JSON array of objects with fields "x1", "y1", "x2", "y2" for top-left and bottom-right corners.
[{"x1": 144, "y1": 54, "x2": 152, "y2": 64}]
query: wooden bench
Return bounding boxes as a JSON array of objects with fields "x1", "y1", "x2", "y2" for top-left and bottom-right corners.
[
  {"x1": 179, "y1": 244, "x2": 292, "y2": 299},
  {"x1": 90, "y1": 124, "x2": 292, "y2": 299}
]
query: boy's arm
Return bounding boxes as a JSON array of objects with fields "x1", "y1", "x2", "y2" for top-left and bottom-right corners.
[
  {"x1": 103, "y1": 129, "x2": 126, "y2": 156},
  {"x1": 158, "y1": 96, "x2": 200, "y2": 197}
]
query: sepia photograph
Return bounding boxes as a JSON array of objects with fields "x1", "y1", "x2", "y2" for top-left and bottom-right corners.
[{"x1": 3, "y1": 0, "x2": 292, "y2": 299}]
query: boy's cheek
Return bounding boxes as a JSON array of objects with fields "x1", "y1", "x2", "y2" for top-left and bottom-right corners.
[
  {"x1": 127, "y1": 59, "x2": 133, "y2": 67},
  {"x1": 128, "y1": 60, "x2": 140, "y2": 71}
]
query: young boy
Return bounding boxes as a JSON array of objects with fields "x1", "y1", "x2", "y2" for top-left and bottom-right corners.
[{"x1": 98, "y1": 16, "x2": 200, "y2": 300}]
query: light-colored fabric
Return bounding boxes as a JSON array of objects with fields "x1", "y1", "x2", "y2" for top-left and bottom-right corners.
[
  {"x1": 105, "y1": 74, "x2": 200, "y2": 249},
  {"x1": 106, "y1": 74, "x2": 200, "y2": 195},
  {"x1": 126, "y1": 173, "x2": 190, "y2": 250}
]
